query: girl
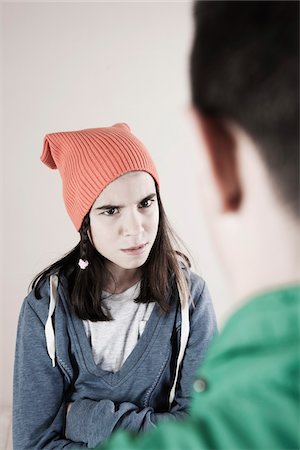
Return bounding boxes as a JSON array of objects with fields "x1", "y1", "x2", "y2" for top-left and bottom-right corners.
[{"x1": 13, "y1": 123, "x2": 217, "y2": 449}]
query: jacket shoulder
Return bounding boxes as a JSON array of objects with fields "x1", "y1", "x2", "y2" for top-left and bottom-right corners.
[
  {"x1": 22, "y1": 275, "x2": 67, "y2": 325},
  {"x1": 182, "y1": 268, "x2": 206, "y2": 301},
  {"x1": 185, "y1": 270, "x2": 216, "y2": 320},
  {"x1": 187, "y1": 270, "x2": 205, "y2": 292}
]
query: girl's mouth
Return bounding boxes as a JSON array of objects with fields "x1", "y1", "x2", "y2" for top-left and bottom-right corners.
[{"x1": 121, "y1": 243, "x2": 148, "y2": 256}]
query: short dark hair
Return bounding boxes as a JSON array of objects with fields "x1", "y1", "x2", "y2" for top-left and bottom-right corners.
[{"x1": 191, "y1": 1, "x2": 299, "y2": 216}]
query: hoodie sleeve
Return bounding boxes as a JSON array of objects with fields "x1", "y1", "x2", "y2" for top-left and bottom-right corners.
[
  {"x1": 13, "y1": 296, "x2": 86, "y2": 449},
  {"x1": 65, "y1": 276, "x2": 217, "y2": 448}
]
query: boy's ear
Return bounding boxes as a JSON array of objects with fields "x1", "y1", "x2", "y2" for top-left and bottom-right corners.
[{"x1": 194, "y1": 112, "x2": 242, "y2": 212}]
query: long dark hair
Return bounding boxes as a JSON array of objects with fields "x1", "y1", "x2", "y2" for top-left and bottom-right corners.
[{"x1": 32, "y1": 189, "x2": 190, "y2": 321}]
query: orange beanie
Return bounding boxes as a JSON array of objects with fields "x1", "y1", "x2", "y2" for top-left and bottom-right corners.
[{"x1": 41, "y1": 123, "x2": 159, "y2": 231}]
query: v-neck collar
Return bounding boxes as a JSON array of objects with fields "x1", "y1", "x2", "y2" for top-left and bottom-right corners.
[
  {"x1": 58, "y1": 274, "x2": 176, "y2": 385},
  {"x1": 70, "y1": 306, "x2": 166, "y2": 385}
]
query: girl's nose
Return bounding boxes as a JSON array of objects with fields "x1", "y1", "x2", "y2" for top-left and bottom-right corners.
[{"x1": 121, "y1": 209, "x2": 144, "y2": 237}]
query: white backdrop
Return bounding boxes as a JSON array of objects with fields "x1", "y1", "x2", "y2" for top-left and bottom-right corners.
[{"x1": 1, "y1": 1, "x2": 231, "y2": 411}]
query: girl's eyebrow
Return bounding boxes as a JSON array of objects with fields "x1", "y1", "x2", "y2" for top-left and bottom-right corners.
[{"x1": 95, "y1": 193, "x2": 157, "y2": 211}]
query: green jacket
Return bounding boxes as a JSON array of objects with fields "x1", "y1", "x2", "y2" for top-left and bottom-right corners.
[{"x1": 98, "y1": 285, "x2": 300, "y2": 450}]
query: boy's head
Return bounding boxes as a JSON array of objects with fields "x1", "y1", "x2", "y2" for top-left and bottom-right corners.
[
  {"x1": 190, "y1": 1, "x2": 299, "y2": 302},
  {"x1": 191, "y1": 1, "x2": 299, "y2": 217}
]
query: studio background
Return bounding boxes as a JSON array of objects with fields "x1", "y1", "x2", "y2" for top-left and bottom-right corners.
[{"x1": 0, "y1": 1, "x2": 231, "y2": 437}]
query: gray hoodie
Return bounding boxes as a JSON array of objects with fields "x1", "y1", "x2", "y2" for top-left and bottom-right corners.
[{"x1": 13, "y1": 270, "x2": 217, "y2": 449}]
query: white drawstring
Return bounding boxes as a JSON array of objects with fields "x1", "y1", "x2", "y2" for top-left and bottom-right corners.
[
  {"x1": 45, "y1": 274, "x2": 58, "y2": 367},
  {"x1": 168, "y1": 280, "x2": 190, "y2": 406}
]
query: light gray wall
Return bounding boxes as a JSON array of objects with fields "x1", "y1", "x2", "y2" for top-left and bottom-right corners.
[{"x1": 1, "y1": 1, "x2": 231, "y2": 410}]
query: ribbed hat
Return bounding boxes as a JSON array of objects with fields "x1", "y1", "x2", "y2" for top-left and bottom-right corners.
[{"x1": 41, "y1": 123, "x2": 159, "y2": 230}]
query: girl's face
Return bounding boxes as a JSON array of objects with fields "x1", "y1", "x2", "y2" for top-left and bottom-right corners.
[{"x1": 89, "y1": 171, "x2": 159, "y2": 274}]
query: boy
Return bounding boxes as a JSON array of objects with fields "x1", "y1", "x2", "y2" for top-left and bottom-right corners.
[{"x1": 96, "y1": 2, "x2": 299, "y2": 448}]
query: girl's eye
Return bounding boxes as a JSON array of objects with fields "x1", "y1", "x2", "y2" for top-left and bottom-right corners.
[
  {"x1": 139, "y1": 199, "x2": 154, "y2": 208},
  {"x1": 102, "y1": 207, "x2": 118, "y2": 216}
]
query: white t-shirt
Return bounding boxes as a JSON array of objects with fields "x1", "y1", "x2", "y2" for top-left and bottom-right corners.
[{"x1": 83, "y1": 282, "x2": 155, "y2": 372}]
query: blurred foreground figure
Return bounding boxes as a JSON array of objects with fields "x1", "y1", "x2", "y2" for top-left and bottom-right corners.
[{"x1": 96, "y1": 2, "x2": 300, "y2": 449}]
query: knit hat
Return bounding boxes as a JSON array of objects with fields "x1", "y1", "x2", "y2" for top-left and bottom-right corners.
[{"x1": 41, "y1": 123, "x2": 159, "y2": 231}]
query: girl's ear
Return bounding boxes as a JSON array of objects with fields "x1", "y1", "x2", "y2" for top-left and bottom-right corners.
[{"x1": 194, "y1": 112, "x2": 242, "y2": 212}]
